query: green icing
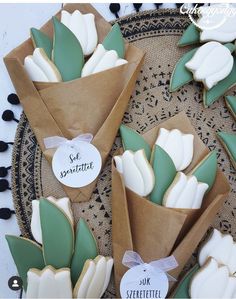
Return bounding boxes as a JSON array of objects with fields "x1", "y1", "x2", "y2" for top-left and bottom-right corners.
[
  {"x1": 30, "y1": 28, "x2": 52, "y2": 59},
  {"x1": 217, "y1": 131, "x2": 236, "y2": 167},
  {"x1": 191, "y1": 151, "x2": 217, "y2": 191},
  {"x1": 203, "y1": 48, "x2": 236, "y2": 107},
  {"x1": 52, "y1": 17, "x2": 84, "y2": 81},
  {"x1": 71, "y1": 218, "x2": 98, "y2": 286},
  {"x1": 120, "y1": 124, "x2": 151, "y2": 160},
  {"x1": 40, "y1": 198, "x2": 74, "y2": 269},
  {"x1": 225, "y1": 96, "x2": 236, "y2": 119},
  {"x1": 173, "y1": 264, "x2": 200, "y2": 298},
  {"x1": 150, "y1": 145, "x2": 176, "y2": 205},
  {"x1": 5, "y1": 235, "x2": 45, "y2": 291},
  {"x1": 103, "y1": 23, "x2": 125, "y2": 59},
  {"x1": 170, "y1": 48, "x2": 197, "y2": 92},
  {"x1": 178, "y1": 23, "x2": 200, "y2": 47}
]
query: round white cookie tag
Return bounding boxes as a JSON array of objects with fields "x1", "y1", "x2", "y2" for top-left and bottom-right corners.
[
  {"x1": 51, "y1": 140, "x2": 102, "y2": 188},
  {"x1": 120, "y1": 264, "x2": 169, "y2": 299}
]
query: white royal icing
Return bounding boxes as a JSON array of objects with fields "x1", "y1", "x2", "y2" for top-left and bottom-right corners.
[
  {"x1": 30, "y1": 197, "x2": 73, "y2": 244},
  {"x1": 155, "y1": 128, "x2": 194, "y2": 171},
  {"x1": 26, "y1": 266, "x2": 72, "y2": 298},
  {"x1": 81, "y1": 44, "x2": 128, "y2": 77},
  {"x1": 197, "y1": 4, "x2": 236, "y2": 43},
  {"x1": 190, "y1": 258, "x2": 231, "y2": 298},
  {"x1": 24, "y1": 48, "x2": 62, "y2": 83},
  {"x1": 61, "y1": 10, "x2": 98, "y2": 56},
  {"x1": 114, "y1": 149, "x2": 155, "y2": 197},
  {"x1": 199, "y1": 228, "x2": 236, "y2": 275},
  {"x1": 163, "y1": 172, "x2": 208, "y2": 209},
  {"x1": 185, "y1": 41, "x2": 234, "y2": 90}
]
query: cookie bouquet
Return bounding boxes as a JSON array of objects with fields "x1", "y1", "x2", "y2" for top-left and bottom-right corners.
[
  {"x1": 4, "y1": 4, "x2": 144, "y2": 202},
  {"x1": 170, "y1": 4, "x2": 236, "y2": 173},
  {"x1": 6, "y1": 197, "x2": 113, "y2": 298},
  {"x1": 112, "y1": 111, "x2": 230, "y2": 294}
]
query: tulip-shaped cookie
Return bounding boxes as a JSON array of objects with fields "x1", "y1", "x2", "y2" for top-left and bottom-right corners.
[
  {"x1": 190, "y1": 258, "x2": 236, "y2": 298},
  {"x1": 61, "y1": 10, "x2": 98, "y2": 56},
  {"x1": 155, "y1": 128, "x2": 194, "y2": 171},
  {"x1": 199, "y1": 229, "x2": 236, "y2": 275},
  {"x1": 114, "y1": 149, "x2": 155, "y2": 197},
  {"x1": 74, "y1": 256, "x2": 113, "y2": 299},
  {"x1": 185, "y1": 41, "x2": 234, "y2": 90},
  {"x1": 163, "y1": 172, "x2": 208, "y2": 209},
  {"x1": 31, "y1": 196, "x2": 73, "y2": 244},
  {"x1": 26, "y1": 266, "x2": 72, "y2": 298},
  {"x1": 197, "y1": 4, "x2": 236, "y2": 43},
  {"x1": 24, "y1": 48, "x2": 62, "y2": 82},
  {"x1": 81, "y1": 44, "x2": 127, "y2": 77}
]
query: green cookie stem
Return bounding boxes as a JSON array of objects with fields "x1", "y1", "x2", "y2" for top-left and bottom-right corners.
[
  {"x1": 30, "y1": 28, "x2": 53, "y2": 59},
  {"x1": 191, "y1": 151, "x2": 217, "y2": 191},
  {"x1": 217, "y1": 131, "x2": 236, "y2": 169},
  {"x1": 40, "y1": 198, "x2": 74, "y2": 269},
  {"x1": 52, "y1": 17, "x2": 84, "y2": 81},
  {"x1": 120, "y1": 124, "x2": 151, "y2": 160},
  {"x1": 172, "y1": 264, "x2": 200, "y2": 298},
  {"x1": 178, "y1": 23, "x2": 200, "y2": 47},
  {"x1": 5, "y1": 235, "x2": 45, "y2": 291},
  {"x1": 103, "y1": 23, "x2": 125, "y2": 59},
  {"x1": 70, "y1": 218, "x2": 98, "y2": 286},
  {"x1": 150, "y1": 145, "x2": 176, "y2": 205},
  {"x1": 225, "y1": 96, "x2": 236, "y2": 120}
]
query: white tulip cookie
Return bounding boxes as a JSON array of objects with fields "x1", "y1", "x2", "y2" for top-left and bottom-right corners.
[
  {"x1": 163, "y1": 172, "x2": 208, "y2": 209},
  {"x1": 24, "y1": 48, "x2": 62, "y2": 82},
  {"x1": 114, "y1": 149, "x2": 155, "y2": 197},
  {"x1": 185, "y1": 41, "x2": 234, "y2": 90},
  {"x1": 61, "y1": 10, "x2": 98, "y2": 56},
  {"x1": 155, "y1": 128, "x2": 194, "y2": 171}
]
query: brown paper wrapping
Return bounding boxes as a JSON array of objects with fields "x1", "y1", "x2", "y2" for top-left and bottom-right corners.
[
  {"x1": 4, "y1": 4, "x2": 145, "y2": 202},
  {"x1": 112, "y1": 111, "x2": 230, "y2": 295}
]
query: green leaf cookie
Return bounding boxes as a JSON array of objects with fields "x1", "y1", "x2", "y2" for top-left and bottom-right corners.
[
  {"x1": 40, "y1": 198, "x2": 74, "y2": 269},
  {"x1": 178, "y1": 23, "x2": 200, "y2": 47},
  {"x1": 120, "y1": 124, "x2": 151, "y2": 160},
  {"x1": 170, "y1": 48, "x2": 197, "y2": 92},
  {"x1": 52, "y1": 17, "x2": 84, "y2": 81},
  {"x1": 103, "y1": 23, "x2": 125, "y2": 59},
  {"x1": 191, "y1": 151, "x2": 217, "y2": 191},
  {"x1": 71, "y1": 218, "x2": 98, "y2": 286},
  {"x1": 5, "y1": 235, "x2": 45, "y2": 290},
  {"x1": 217, "y1": 131, "x2": 236, "y2": 169},
  {"x1": 225, "y1": 96, "x2": 236, "y2": 120},
  {"x1": 30, "y1": 28, "x2": 52, "y2": 59},
  {"x1": 173, "y1": 264, "x2": 200, "y2": 298},
  {"x1": 150, "y1": 145, "x2": 176, "y2": 205}
]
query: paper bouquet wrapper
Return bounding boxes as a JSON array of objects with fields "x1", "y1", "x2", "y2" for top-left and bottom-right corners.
[
  {"x1": 4, "y1": 4, "x2": 145, "y2": 203},
  {"x1": 112, "y1": 111, "x2": 230, "y2": 295}
]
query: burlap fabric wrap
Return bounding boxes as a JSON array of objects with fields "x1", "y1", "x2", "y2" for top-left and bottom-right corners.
[{"x1": 12, "y1": 8, "x2": 235, "y2": 298}]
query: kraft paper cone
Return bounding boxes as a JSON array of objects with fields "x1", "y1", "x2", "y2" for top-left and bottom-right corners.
[
  {"x1": 4, "y1": 4, "x2": 145, "y2": 202},
  {"x1": 112, "y1": 111, "x2": 230, "y2": 296}
]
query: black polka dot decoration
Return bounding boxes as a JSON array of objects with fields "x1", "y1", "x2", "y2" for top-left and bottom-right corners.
[
  {"x1": 2, "y1": 110, "x2": 19, "y2": 123},
  {"x1": 0, "y1": 179, "x2": 11, "y2": 192},
  {"x1": 154, "y1": 3, "x2": 163, "y2": 9},
  {"x1": 0, "y1": 166, "x2": 11, "y2": 178},
  {"x1": 0, "y1": 208, "x2": 15, "y2": 220},
  {"x1": 133, "y1": 3, "x2": 142, "y2": 12},
  {"x1": 176, "y1": 3, "x2": 184, "y2": 8},
  {"x1": 7, "y1": 93, "x2": 20, "y2": 105},
  {"x1": 109, "y1": 3, "x2": 120, "y2": 18},
  {"x1": 0, "y1": 141, "x2": 13, "y2": 152}
]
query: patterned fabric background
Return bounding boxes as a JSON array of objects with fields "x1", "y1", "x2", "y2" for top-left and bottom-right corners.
[{"x1": 11, "y1": 8, "x2": 236, "y2": 297}]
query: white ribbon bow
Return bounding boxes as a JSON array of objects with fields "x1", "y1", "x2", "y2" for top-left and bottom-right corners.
[
  {"x1": 44, "y1": 133, "x2": 93, "y2": 149},
  {"x1": 122, "y1": 250, "x2": 178, "y2": 281}
]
